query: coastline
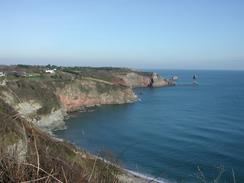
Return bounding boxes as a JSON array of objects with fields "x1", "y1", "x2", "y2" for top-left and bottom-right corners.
[
  {"x1": 50, "y1": 117, "x2": 169, "y2": 183},
  {"x1": 125, "y1": 169, "x2": 171, "y2": 183},
  {"x1": 0, "y1": 66, "x2": 172, "y2": 182},
  {"x1": 52, "y1": 95, "x2": 173, "y2": 183}
]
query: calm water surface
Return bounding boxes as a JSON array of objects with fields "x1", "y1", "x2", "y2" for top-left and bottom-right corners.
[{"x1": 54, "y1": 70, "x2": 244, "y2": 182}]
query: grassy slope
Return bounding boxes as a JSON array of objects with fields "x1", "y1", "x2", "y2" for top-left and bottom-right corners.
[
  {"x1": 0, "y1": 66, "x2": 156, "y2": 182},
  {"x1": 0, "y1": 67, "x2": 135, "y2": 115},
  {"x1": 0, "y1": 99, "x2": 122, "y2": 183},
  {"x1": 0, "y1": 79, "x2": 61, "y2": 115},
  {"x1": 0, "y1": 66, "x2": 140, "y2": 182}
]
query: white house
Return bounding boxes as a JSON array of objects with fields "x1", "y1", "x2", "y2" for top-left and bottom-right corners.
[
  {"x1": 152, "y1": 72, "x2": 158, "y2": 80},
  {"x1": 45, "y1": 69, "x2": 56, "y2": 74},
  {"x1": 172, "y1": 76, "x2": 179, "y2": 81},
  {"x1": 0, "y1": 72, "x2": 6, "y2": 77}
]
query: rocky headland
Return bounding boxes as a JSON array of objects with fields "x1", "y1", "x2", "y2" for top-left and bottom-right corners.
[{"x1": 0, "y1": 65, "x2": 171, "y2": 182}]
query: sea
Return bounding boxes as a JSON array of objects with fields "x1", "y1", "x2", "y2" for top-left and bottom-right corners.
[{"x1": 54, "y1": 70, "x2": 244, "y2": 183}]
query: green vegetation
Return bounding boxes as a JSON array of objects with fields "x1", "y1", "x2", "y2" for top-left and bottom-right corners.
[
  {"x1": 95, "y1": 81, "x2": 123, "y2": 94},
  {"x1": 0, "y1": 100, "x2": 23, "y2": 147},
  {"x1": 0, "y1": 79, "x2": 60, "y2": 115},
  {"x1": 61, "y1": 66, "x2": 150, "y2": 83},
  {"x1": 16, "y1": 64, "x2": 32, "y2": 69},
  {"x1": 0, "y1": 65, "x2": 169, "y2": 183},
  {"x1": 0, "y1": 65, "x2": 137, "y2": 116}
]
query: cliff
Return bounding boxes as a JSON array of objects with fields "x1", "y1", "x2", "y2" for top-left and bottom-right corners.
[
  {"x1": 0, "y1": 79, "x2": 137, "y2": 130},
  {"x1": 56, "y1": 78, "x2": 137, "y2": 112},
  {"x1": 0, "y1": 66, "x2": 170, "y2": 130},
  {"x1": 0, "y1": 66, "x2": 169, "y2": 182},
  {"x1": 0, "y1": 99, "x2": 151, "y2": 182}
]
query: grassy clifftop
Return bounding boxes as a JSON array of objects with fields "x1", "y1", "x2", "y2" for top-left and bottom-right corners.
[
  {"x1": 0, "y1": 66, "x2": 143, "y2": 130},
  {"x1": 0, "y1": 79, "x2": 60, "y2": 115},
  {"x1": 1, "y1": 65, "x2": 169, "y2": 130}
]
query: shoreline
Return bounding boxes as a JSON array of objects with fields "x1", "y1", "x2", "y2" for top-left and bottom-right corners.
[
  {"x1": 0, "y1": 66, "x2": 173, "y2": 182},
  {"x1": 52, "y1": 129, "x2": 168, "y2": 183},
  {"x1": 53, "y1": 101, "x2": 172, "y2": 183},
  {"x1": 125, "y1": 169, "x2": 171, "y2": 183}
]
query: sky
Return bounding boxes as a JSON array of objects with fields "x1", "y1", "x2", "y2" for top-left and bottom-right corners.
[{"x1": 0, "y1": 0, "x2": 243, "y2": 70}]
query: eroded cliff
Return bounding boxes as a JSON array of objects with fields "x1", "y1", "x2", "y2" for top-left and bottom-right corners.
[
  {"x1": 0, "y1": 66, "x2": 169, "y2": 183},
  {"x1": 0, "y1": 67, "x2": 170, "y2": 130}
]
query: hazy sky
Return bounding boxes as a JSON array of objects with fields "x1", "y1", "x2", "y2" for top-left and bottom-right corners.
[{"x1": 0, "y1": 0, "x2": 243, "y2": 69}]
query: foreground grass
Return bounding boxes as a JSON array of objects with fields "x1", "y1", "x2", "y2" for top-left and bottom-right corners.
[{"x1": 0, "y1": 99, "x2": 122, "y2": 183}]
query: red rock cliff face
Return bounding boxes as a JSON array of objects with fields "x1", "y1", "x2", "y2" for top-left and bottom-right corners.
[
  {"x1": 116, "y1": 72, "x2": 169, "y2": 87},
  {"x1": 55, "y1": 71, "x2": 170, "y2": 112},
  {"x1": 56, "y1": 79, "x2": 137, "y2": 112}
]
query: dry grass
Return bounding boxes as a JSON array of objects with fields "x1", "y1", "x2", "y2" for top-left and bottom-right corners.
[
  {"x1": 195, "y1": 166, "x2": 237, "y2": 183},
  {"x1": 0, "y1": 99, "x2": 122, "y2": 183}
]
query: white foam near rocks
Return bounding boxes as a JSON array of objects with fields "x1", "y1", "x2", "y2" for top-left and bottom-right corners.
[{"x1": 89, "y1": 155, "x2": 172, "y2": 183}]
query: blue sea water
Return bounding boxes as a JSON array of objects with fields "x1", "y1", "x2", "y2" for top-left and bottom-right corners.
[{"x1": 54, "y1": 70, "x2": 244, "y2": 182}]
